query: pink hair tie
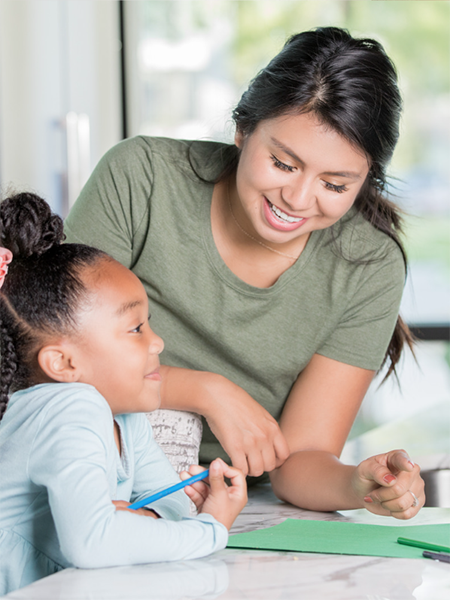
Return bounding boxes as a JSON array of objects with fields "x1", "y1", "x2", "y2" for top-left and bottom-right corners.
[{"x1": 0, "y1": 247, "x2": 13, "y2": 289}]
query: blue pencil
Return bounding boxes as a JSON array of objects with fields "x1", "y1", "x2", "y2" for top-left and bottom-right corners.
[{"x1": 127, "y1": 469, "x2": 210, "y2": 511}]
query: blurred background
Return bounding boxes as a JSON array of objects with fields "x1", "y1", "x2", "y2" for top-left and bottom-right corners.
[{"x1": 0, "y1": 0, "x2": 448, "y2": 463}]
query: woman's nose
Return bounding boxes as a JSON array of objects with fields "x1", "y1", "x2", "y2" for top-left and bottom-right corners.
[{"x1": 282, "y1": 177, "x2": 316, "y2": 212}]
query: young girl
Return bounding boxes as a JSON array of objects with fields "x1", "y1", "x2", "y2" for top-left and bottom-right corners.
[{"x1": 0, "y1": 192, "x2": 247, "y2": 596}]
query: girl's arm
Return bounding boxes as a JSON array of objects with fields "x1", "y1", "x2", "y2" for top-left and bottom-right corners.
[
  {"x1": 124, "y1": 413, "x2": 191, "y2": 520},
  {"x1": 28, "y1": 390, "x2": 229, "y2": 569},
  {"x1": 269, "y1": 353, "x2": 425, "y2": 519},
  {"x1": 159, "y1": 365, "x2": 290, "y2": 477}
]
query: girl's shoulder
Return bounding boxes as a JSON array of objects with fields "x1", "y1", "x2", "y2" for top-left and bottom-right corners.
[{"x1": 8, "y1": 383, "x2": 111, "y2": 428}]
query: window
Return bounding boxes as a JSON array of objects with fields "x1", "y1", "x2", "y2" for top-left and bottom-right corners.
[{"x1": 121, "y1": 0, "x2": 450, "y2": 434}]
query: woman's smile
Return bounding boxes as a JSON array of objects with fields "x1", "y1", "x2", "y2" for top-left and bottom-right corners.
[
  {"x1": 263, "y1": 197, "x2": 308, "y2": 231},
  {"x1": 233, "y1": 112, "x2": 369, "y2": 250}
]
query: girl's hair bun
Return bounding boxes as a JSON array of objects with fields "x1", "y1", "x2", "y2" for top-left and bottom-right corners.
[{"x1": 0, "y1": 192, "x2": 64, "y2": 259}]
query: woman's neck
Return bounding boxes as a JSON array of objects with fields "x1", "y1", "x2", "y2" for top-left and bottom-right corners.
[{"x1": 210, "y1": 177, "x2": 308, "y2": 288}]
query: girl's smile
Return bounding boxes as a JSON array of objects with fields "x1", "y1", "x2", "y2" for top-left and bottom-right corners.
[
  {"x1": 71, "y1": 259, "x2": 164, "y2": 416},
  {"x1": 145, "y1": 367, "x2": 161, "y2": 381}
]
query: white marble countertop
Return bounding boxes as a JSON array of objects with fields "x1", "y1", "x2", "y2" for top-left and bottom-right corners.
[{"x1": 5, "y1": 484, "x2": 450, "y2": 600}]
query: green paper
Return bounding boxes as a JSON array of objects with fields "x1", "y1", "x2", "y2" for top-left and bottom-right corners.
[{"x1": 227, "y1": 519, "x2": 450, "y2": 559}]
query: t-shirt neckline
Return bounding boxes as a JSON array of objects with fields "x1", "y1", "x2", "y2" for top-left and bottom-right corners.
[{"x1": 200, "y1": 185, "x2": 324, "y2": 296}]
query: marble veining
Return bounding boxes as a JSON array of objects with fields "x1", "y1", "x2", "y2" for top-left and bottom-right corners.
[{"x1": 5, "y1": 485, "x2": 450, "y2": 600}]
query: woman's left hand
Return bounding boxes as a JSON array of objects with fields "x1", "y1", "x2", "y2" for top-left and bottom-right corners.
[{"x1": 352, "y1": 449, "x2": 425, "y2": 519}]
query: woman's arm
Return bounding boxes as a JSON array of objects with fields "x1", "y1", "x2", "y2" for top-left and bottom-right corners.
[
  {"x1": 159, "y1": 365, "x2": 290, "y2": 477},
  {"x1": 269, "y1": 353, "x2": 424, "y2": 519}
]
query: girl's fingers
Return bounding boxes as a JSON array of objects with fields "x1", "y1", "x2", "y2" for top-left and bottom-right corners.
[
  {"x1": 184, "y1": 484, "x2": 208, "y2": 508},
  {"x1": 112, "y1": 500, "x2": 130, "y2": 510},
  {"x1": 207, "y1": 459, "x2": 230, "y2": 491},
  {"x1": 213, "y1": 459, "x2": 247, "y2": 498}
]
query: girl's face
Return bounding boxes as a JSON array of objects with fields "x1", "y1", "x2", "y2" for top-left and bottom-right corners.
[
  {"x1": 234, "y1": 112, "x2": 370, "y2": 247},
  {"x1": 73, "y1": 260, "x2": 164, "y2": 415}
]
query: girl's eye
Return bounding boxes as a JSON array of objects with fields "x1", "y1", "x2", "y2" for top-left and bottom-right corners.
[
  {"x1": 270, "y1": 155, "x2": 295, "y2": 173},
  {"x1": 323, "y1": 181, "x2": 348, "y2": 194},
  {"x1": 131, "y1": 323, "x2": 144, "y2": 334}
]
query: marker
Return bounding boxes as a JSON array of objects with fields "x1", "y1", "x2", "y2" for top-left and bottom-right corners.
[
  {"x1": 127, "y1": 469, "x2": 210, "y2": 511},
  {"x1": 423, "y1": 550, "x2": 450, "y2": 564},
  {"x1": 397, "y1": 537, "x2": 450, "y2": 554}
]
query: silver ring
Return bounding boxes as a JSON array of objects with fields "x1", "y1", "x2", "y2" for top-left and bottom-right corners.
[{"x1": 409, "y1": 490, "x2": 419, "y2": 508}]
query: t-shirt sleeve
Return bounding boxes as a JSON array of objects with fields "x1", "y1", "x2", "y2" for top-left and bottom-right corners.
[
  {"x1": 63, "y1": 137, "x2": 154, "y2": 269},
  {"x1": 316, "y1": 241, "x2": 406, "y2": 371},
  {"x1": 27, "y1": 389, "x2": 227, "y2": 569}
]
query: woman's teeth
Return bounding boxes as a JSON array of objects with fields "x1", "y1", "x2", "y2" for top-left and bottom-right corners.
[{"x1": 268, "y1": 201, "x2": 303, "y2": 223}]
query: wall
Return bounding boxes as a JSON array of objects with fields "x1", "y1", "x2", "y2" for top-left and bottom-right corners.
[{"x1": 0, "y1": 0, "x2": 122, "y2": 215}]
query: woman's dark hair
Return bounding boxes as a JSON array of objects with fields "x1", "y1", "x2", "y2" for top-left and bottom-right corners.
[
  {"x1": 0, "y1": 192, "x2": 109, "y2": 420},
  {"x1": 221, "y1": 26, "x2": 413, "y2": 379}
]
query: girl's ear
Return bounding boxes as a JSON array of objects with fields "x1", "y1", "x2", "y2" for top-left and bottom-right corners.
[{"x1": 38, "y1": 344, "x2": 81, "y2": 383}]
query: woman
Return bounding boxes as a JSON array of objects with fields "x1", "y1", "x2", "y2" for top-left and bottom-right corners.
[{"x1": 65, "y1": 27, "x2": 424, "y2": 518}]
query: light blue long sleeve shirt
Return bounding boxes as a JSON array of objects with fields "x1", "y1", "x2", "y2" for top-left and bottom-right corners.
[{"x1": 0, "y1": 383, "x2": 227, "y2": 595}]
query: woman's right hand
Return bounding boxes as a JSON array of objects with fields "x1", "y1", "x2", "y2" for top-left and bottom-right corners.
[
  {"x1": 202, "y1": 373, "x2": 290, "y2": 477},
  {"x1": 181, "y1": 459, "x2": 247, "y2": 530},
  {"x1": 160, "y1": 366, "x2": 290, "y2": 477}
]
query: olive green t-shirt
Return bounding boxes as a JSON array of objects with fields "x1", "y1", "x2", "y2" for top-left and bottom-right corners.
[{"x1": 64, "y1": 136, "x2": 405, "y2": 464}]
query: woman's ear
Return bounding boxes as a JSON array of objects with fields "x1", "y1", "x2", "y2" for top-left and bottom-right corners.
[
  {"x1": 234, "y1": 128, "x2": 245, "y2": 149},
  {"x1": 38, "y1": 344, "x2": 80, "y2": 383}
]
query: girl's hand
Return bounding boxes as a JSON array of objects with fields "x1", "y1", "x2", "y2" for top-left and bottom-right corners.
[
  {"x1": 180, "y1": 459, "x2": 247, "y2": 530},
  {"x1": 352, "y1": 449, "x2": 425, "y2": 519},
  {"x1": 202, "y1": 375, "x2": 290, "y2": 477},
  {"x1": 112, "y1": 500, "x2": 159, "y2": 518}
]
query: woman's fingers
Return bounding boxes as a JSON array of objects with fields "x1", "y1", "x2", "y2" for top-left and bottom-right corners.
[
  {"x1": 273, "y1": 432, "x2": 291, "y2": 468},
  {"x1": 228, "y1": 429, "x2": 289, "y2": 477},
  {"x1": 360, "y1": 452, "x2": 424, "y2": 519},
  {"x1": 204, "y1": 379, "x2": 288, "y2": 478},
  {"x1": 227, "y1": 446, "x2": 250, "y2": 477},
  {"x1": 379, "y1": 488, "x2": 423, "y2": 516},
  {"x1": 356, "y1": 450, "x2": 425, "y2": 519},
  {"x1": 359, "y1": 450, "x2": 416, "y2": 489},
  {"x1": 385, "y1": 449, "x2": 416, "y2": 474}
]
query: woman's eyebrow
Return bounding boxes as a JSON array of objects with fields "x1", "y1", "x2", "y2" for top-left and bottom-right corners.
[
  {"x1": 270, "y1": 136, "x2": 362, "y2": 179},
  {"x1": 115, "y1": 300, "x2": 142, "y2": 316}
]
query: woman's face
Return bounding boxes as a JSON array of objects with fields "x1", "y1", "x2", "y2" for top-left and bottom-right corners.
[{"x1": 234, "y1": 112, "x2": 370, "y2": 247}]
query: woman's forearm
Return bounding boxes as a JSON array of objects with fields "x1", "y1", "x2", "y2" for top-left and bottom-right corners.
[
  {"x1": 158, "y1": 365, "x2": 289, "y2": 476},
  {"x1": 269, "y1": 450, "x2": 364, "y2": 512},
  {"x1": 159, "y1": 365, "x2": 218, "y2": 416}
]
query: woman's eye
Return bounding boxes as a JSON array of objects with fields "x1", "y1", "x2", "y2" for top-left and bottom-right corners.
[
  {"x1": 270, "y1": 155, "x2": 295, "y2": 173},
  {"x1": 324, "y1": 181, "x2": 348, "y2": 194}
]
